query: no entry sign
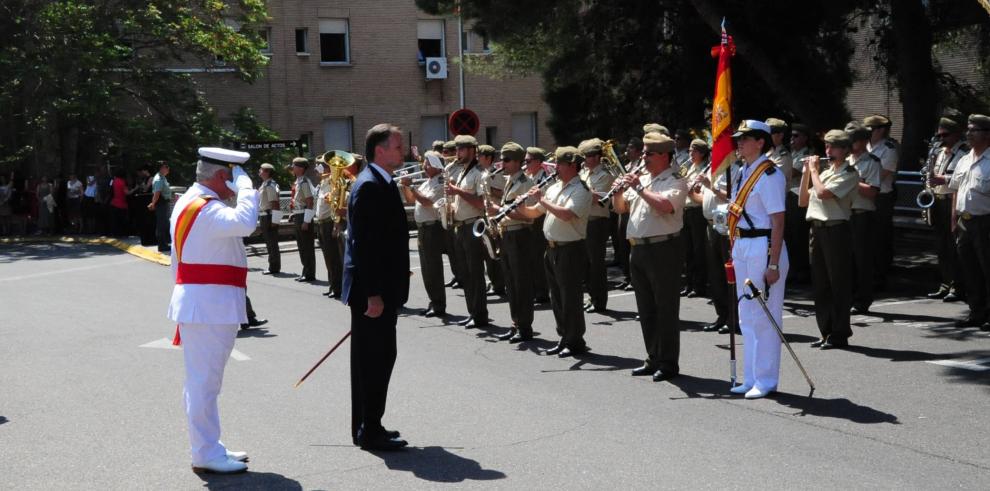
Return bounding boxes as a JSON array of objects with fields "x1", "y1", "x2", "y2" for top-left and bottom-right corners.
[{"x1": 449, "y1": 109, "x2": 480, "y2": 136}]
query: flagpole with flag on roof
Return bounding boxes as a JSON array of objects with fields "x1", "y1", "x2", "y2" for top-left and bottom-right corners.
[{"x1": 709, "y1": 18, "x2": 741, "y2": 388}]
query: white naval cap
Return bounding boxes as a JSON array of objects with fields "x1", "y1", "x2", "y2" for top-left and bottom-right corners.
[
  {"x1": 423, "y1": 151, "x2": 444, "y2": 170},
  {"x1": 198, "y1": 147, "x2": 250, "y2": 165}
]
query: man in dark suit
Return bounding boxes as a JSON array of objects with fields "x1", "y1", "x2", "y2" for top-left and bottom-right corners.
[{"x1": 342, "y1": 123, "x2": 411, "y2": 451}]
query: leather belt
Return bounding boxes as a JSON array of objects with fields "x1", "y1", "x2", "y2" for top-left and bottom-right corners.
[
  {"x1": 259, "y1": 211, "x2": 270, "y2": 216},
  {"x1": 935, "y1": 194, "x2": 951, "y2": 200},
  {"x1": 417, "y1": 219, "x2": 440, "y2": 227},
  {"x1": 547, "y1": 239, "x2": 581, "y2": 248},
  {"x1": 503, "y1": 223, "x2": 531, "y2": 232},
  {"x1": 452, "y1": 218, "x2": 480, "y2": 228},
  {"x1": 810, "y1": 219, "x2": 846, "y2": 228},
  {"x1": 313, "y1": 217, "x2": 333, "y2": 224},
  {"x1": 737, "y1": 228, "x2": 771, "y2": 238},
  {"x1": 852, "y1": 209, "x2": 872, "y2": 215},
  {"x1": 629, "y1": 231, "x2": 681, "y2": 246},
  {"x1": 588, "y1": 216, "x2": 608, "y2": 221},
  {"x1": 959, "y1": 212, "x2": 989, "y2": 221}
]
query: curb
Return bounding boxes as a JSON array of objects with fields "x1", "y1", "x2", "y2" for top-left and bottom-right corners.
[{"x1": 0, "y1": 235, "x2": 171, "y2": 266}]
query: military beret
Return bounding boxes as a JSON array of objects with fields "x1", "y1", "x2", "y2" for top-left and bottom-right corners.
[
  {"x1": 790, "y1": 123, "x2": 811, "y2": 136},
  {"x1": 627, "y1": 137, "x2": 643, "y2": 150},
  {"x1": 454, "y1": 134, "x2": 478, "y2": 148},
  {"x1": 843, "y1": 122, "x2": 870, "y2": 142},
  {"x1": 863, "y1": 114, "x2": 892, "y2": 129},
  {"x1": 443, "y1": 141, "x2": 456, "y2": 151},
  {"x1": 500, "y1": 142, "x2": 526, "y2": 161},
  {"x1": 823, "y1": 129, "x2": 852, "y2": 148},
  {"x1": 477, "y1": 144, "x2": 496, "y2": 157},
  {"x1": 432, "y1": 140, "x2": 445, "y2": 151},
  {"x1": 260, "y1": 163, "x2": 275, "y2": 171},
  {"x1": 526, "y1": 147, "x2": 547, "y2": 161},
  {"x1": 732, "y1": 120, "x2": 772, "y2": 139},
  {"x1": 690, "y1": 138, "x2": 710, "y2": 152},
  {"x1": 199, "y1": 147, "x2": 250, "y2": 165},
  {"x1": 969, "y1": 114, "x2": 990, "y2": 131},
  {"x1": 554, "y1": 146, "x2": 582, "y2": 164},
  {"x1": 577, "y1": 138, "x2": 604, "y2": 156},
  {"x1": 938, "y1": 117, "x2": 962, "y2": 133},
  {"x1": 765, "y1": 118, "x2": 788, "y2": 133},
  {"x1": 291, "y1": 157, "x2": 310, "y2": 168},
  {"x1": 674, "y1": 128, "x2": 692, "y2": 138},
  {"x1": 643, "y1": 123, "x2": 670, "y2": 136},
  {"x1": 643, "y1": 132, "x2": 675, "y2": 154}
]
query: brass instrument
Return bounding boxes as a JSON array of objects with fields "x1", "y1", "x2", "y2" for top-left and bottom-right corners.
[
  {"x1": 601, "y1": 139, "x2": 627, "y2": 178},
  {"x1": 917, "y1": 136, "x2": 941, "y2": 219},
  {"x1": 597, "y1": 157, "x2": 647, "y2": 206},
  {"x1": 318, "y1": 150, "x2": 355, "y2": 223}
]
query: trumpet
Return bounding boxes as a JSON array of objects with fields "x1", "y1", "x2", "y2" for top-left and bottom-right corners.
[
  {"x1": 597, "y1": 157, "x2": 647, "y2": 205},
  {"x1": 395, "y1": 168, "x2": 427, "y2": 180}
]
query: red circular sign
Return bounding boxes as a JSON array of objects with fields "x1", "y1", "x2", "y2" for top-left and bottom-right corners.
[{"x1": 449, "y1": 109, "x2": 480, "y2": 136}]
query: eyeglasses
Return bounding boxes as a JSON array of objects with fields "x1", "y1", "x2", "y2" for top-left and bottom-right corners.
[{"x1": 643, "y1": 151, "x2": 659, "y2": 157}]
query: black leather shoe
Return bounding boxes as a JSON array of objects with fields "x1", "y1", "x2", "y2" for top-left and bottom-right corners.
[
  {"x1": 457, "y1": 317, "x2": 473, "y2": 326},
  {"x1": 980, "y1": 321, "x2": 990, "y2": 332},
  {"x1": 702, "y1": 321, "x2": 725, "y2": 332},
  {"x1": 491, "y1": 289, "x2": 506, "y2": 296},
  {"x1": 558, "y1": 345, "x2": 588, "y2": 357},
  {"x1": 444, "y1": 279, "x2": 457, "y2": 288},
  {"x1": 330, "y1": 292, "x2": 341, "y2": 299},
  {"x1": 821, "y1": 337, "x2": 848, "y2": 350},
  {"x1": 450, "y1": 281, "x2": 462, "y2": 289},
  {"x1": 718, "y1": 325, "x2": 741, "y2": 335},
  {"x1": 261, "y1": 270, "x2": 276, "y2": 275},
  {"x1": 679, "y1": 287, "x2": 692, "y2": 297},
  {"x1": 631, "y1": 365, "x2": 656, "y2": 376},
  {"x1": 322, "y1": 290, "x2": 333, "y2": 297},
  {"x1": 955, "y1": 316, "x2": 986, "y2": 328},
  {"x1": 851, "y1": 304, "x2": 869, "y2": 315},
  {"x1": 810, "y1": 338, "x2": 826, "y2": 348},
  {"x1": 295, "y1": 276, "x2": 315, "y2": 283},
  {"x1": 496, "y1": 329, "x2": 517, "y2": 341},
  {"x1": 686, "y1": 290, "x2": 703, "y2": 298},
  {"x1": 624, "y1": 283, "x2": 634, "y2": 291},
  {"x1": 927, "y1": 286, "x2": 949, "y2": 299},
  {"x1": 534, "y1": 296, "x2": 550, "y2": 305},
  {"x1": 943, "y1": 291, "x2": 962, "y2": 303},
  {"x1": 423, "y1": 308, "x2": 446, "y2": 318},
  {"x1": 248, "y1": 318, "x2": 268, "y2": 327},
  {"x1": 509, "y1": 332, "x2": 533, "y2": 344},
  {"x1": 652, "y1": 370, "x2": 677, "y2": 382},
  {"x1": 421, "y1": 308, "x2": 435, "y2": 317},
  {"x1": 239, "y1": 323, "x2": 250, "y2": 330},
  {"x1": 464, "y1": 319, "x2": 489, "y2": 329},
  {"x1": 384, "y1": 429, "x2": 401, "y2": 439},
  {"x1": 544, "y1": 343, "x2": 565, "y2": 356},
  {"x1": 359, "y1": 434, "x2": 408, "y2": 451}
]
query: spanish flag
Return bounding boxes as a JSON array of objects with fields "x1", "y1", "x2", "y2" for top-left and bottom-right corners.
[{"x1": 710, "y1": 19, "x2": 735, "y2": 178}]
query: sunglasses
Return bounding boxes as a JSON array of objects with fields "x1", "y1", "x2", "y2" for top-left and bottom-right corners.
[{"x1": 643, "y1": 151, "x2": 660, "y2": 157}]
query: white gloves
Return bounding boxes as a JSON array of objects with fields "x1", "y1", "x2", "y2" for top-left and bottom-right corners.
[
  {"x1": 303, "y1": 209, "x2": 315, "y2": 223},
  {"x1": 271, "y1": 210, "x2": 284, "y2": 224},
  {"x1": 226, "y1": 165, "x2": 254, "y2": 192}
]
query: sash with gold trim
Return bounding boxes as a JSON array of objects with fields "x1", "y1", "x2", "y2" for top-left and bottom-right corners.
[{"x1": 726, "y1": 160, "x2": 774, "y2": 242}]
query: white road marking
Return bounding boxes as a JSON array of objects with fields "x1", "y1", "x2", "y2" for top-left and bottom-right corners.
[
  {"x1": 608, "y1": 292, "x2": 635, "y2": 298},
  {"x1": 139, "y1": 338, "x2": 251, "y2": 361},
  {"x1": 926, "y1": 358, "x2": 990, "y2": 372},
  {"x1": 0, "y1": 258, "x2": 141, "y2": 282}
]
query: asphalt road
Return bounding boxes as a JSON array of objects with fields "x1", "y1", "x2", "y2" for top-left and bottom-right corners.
[{"x1": 1, "y1": 237, "x2": 988, "y2": 490}]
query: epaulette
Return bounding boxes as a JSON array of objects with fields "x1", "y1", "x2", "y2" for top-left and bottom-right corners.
[
  {"x1": 779, "y1": 149, "x2": 790, "y2": 156},
  {"x1": 846, "y1": 164, "x2": 858, "y2": 173},
  {"x1": 764, "y1": 165, "x2": 777, "y2": 175},
  {"x1": 960, "y1": 143, "x2": 971, "y2": 152},
  {"x1": 885, "y1": 140, "x2": 897, "y2": 149},
  {"x1": 869, "y1": 153, "x2": 881, "y2": 162}
]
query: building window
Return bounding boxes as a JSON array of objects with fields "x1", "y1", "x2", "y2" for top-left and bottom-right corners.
[
  {"x1": 474, "y1": 28, "x2": 490, "y2": 53},
  {"x1": 323, "y1": 117, "x2": 353, "y2": 152},
  {"x1": 320, "y1": 19, "x2": 349, "y2": 64},
  {"x1": 299, "y1": 132, "x2": 313, "y2": 156},
  {"x1": 511, "y1": 113, "x2": 537, "y2": 148},
  {"x1": 295, "y1": 28, "x2": 308, "y2": 54},
  {"x1": 417, "y1": 20, "x2": 444, "y2": 63},
  {"x1": 485, "y1": 126, "x2": 497, "y2": 146},
  {"x1": 420, "y1": 116, "x2": 448, "y2": 153},
  {"x1": 258, "y1": 28, "x2": 271, "y2": 54}
]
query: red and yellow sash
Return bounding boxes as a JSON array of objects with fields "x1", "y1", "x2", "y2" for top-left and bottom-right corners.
[
  {"x1": 726, "y1": 161, "x2": 773, "y2": 241},
  {"x1": 171, "y1": 196, "x2": 248, "y2": 345}
]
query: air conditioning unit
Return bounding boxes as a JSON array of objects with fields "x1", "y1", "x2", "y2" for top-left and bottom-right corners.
[{"x1": 425, "y1": 57, "x2": 447, "y2": 80}]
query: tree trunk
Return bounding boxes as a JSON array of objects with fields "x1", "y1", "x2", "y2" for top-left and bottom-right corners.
[{"x1": 890, "y1": 0, "x2": 937, "y2": 171}]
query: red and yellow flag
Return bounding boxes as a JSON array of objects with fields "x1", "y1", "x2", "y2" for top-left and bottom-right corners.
[{"x1": 710, "y1": 20, "x2": 735, "y2": 178}]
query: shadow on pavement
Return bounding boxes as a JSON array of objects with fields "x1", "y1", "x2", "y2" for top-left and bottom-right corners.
[
  {"x1": 0, "y1": 242, "x2": 123, "y2": 263},
  {"x1": 196, "y1": 471, "x2": 303, "y2": 490},
  {"x1": 540, "y1": 352, "x2": 643, "y2": 372},
  {"x1": 371, "y1": 446, "x2": 506, "y2": 483},
  {"x1": 0, "y1": 416, "x2": 8, "y2": 425},
  {"x1": 770, "y1": 393, "x2": 900, "y2": 424},
  {"x1": 667, "y1": 374, "x2": 733, "y2": 400},
  {"x1": 841, "y1": 344, "x2": 953, "y2": 362},
  {"x1": 237, "y1": 327, "x2": 277, "y2": 339}
]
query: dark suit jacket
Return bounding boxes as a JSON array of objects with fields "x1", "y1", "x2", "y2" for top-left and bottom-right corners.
[{"x1": 342, "y1": 164, "x2": 410, "y2": 309}]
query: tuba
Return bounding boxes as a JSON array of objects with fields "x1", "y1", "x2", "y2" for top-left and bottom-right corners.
[{"x1": 319, "y1": 150, "x2": 355, "y2": 223}]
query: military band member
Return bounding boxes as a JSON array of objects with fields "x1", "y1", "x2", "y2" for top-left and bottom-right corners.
[
  {"x1": 169, "y1": 147, "x2": 257, "y2": 473},
  {"x1": 478, "y1": 144, "x2": 505, "y2": 296},
  {"x1": 518, "y1": 147, "x2": 592, "y2": 356},
  {"x1": 446, "y1": 135, "x2": 489, "y2": 328},
  {"x1": 400, "y1": 151, "x2": 447, "y2": 317},
  {"x1": 524, "y1": 146, "x2": 551, "y2": 304},
  {"x1": 578, "y1": 138, "x2": 614, "y2": 313},
  {"x1": 314, "y1": 161, "x2": 346, "y2": 298},
  {"x1": 845, "y1": 122, "x2": 882, "y2": 313},
  {"x1": 725, "y1": 121, "x2": 789, "y2": 398},
  {"x1": 257, "y1": 163, "x2": 281, "y2": 275},
  {"x1": 864, "y1": 114, "x2": 898, "y2": 290},
  {"x1": 490, "y1": 142, "x2": 536, "y2": 342},
  {"x1": 442, "y1": 140, "x2": 457, "y2": 159},
  {"x1": 688, "y1": 139, "x2": 731, "y2": 332},
  {"x1": 613, "y1": 132, "x2": 688, "y2": 382},
  {"x1": 443, "y1": 142, "x2": 465, "y2": 289},
  {"x1": 927, "y1": 112, "x2": 968, "y2": 302},
  {"x1": 765, "y1": 118, "x2": 793, "y2": 184},
  {"x1": 948, "y1": 114, "x2": 990, "y2": 330},
  {"x1": 785, "y1": 123, "x2": 814, "y2": 283},
  {"x1": 673, "y1": 128, "x2": 693, "y2": 172},
  {"x1": 290, "y1": 157, "x2": 316, "y2": 282},
  {"x1": 800, "y1": 129, "x2": 859, "y2": 349},
  {"x1": 681, "y1": 140, "x2": 710, "y2": 298},
  {"x1": 432, "y1": 139, "x2": 445, "y2": 153},
  {"x1": 613, "y1": 138, "x2": 642, "y2": 290}
]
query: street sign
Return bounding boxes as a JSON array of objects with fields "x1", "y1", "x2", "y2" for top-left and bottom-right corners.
[
  {"x1": 449, "y1": 109, "x2": 480, "y2": 136},
  {"x1": 232, "y1": 139, "x2": 306, "y2": 151}
]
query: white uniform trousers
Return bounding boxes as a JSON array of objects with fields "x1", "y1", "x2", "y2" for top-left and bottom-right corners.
[
  {"x1": 180, "y1": 323, "x2": 238, "y2": 465},
  {"x1": 732, "y1": 237, "x2": 789, "y2": 392}
]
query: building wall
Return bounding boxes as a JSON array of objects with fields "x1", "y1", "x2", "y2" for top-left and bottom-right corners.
[{"x1": 186, "y1": 0, "x2": 554, "y2": 157}]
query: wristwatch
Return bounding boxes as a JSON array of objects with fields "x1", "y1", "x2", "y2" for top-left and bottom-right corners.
[{"x1": 767, "y1": 264, "x2": 779, "y2": 271}]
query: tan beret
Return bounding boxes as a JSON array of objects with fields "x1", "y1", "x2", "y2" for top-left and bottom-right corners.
[
  {"x1": 689, "y1": 139, "x2": 710, "y2": 152},
  {"x1": 260, "y1": 163, "x2": 275, "y2": 171},
  {"x1": 765, "y1": 118, "x2": 788, "y2": 132},
  {"x1": 643, "y1": 132, "x2": 675, "y2": 154},
  {"x1": 791, "y1": 123, "x2": 811, "y2": 136},
  {"x1": 823, "y1": 129, "x2": 852, "y2": 148},
  {"x1": 969, "y1": 114, "x2": 990, "y2": 131},
  {"x1": 863, "y1": 114, "x2": 892, "y2": 129},
  {"x1": 500, "y1": 142, "x2": 526, "y2": 161},
  {"x1": 577, "y1": 138, "x2": 603, "y2": 156},
  {"x1": 454, "y1": 134, "x2": 478, "y2": 148},
  {"x1": 554, "y1": 146, "x2": 582, "y2": 164},
  {"x1": 526, "y1": 147, "x2": 547, "y2": 161},
  {"x1": 843, "y1": 122, "x2": 870, "y2": 142},
  {"x1": 443, "y1": 140, "x2": 456, "y2": 151},
  {"x1": 292, "y1": 157, "x2": 309, "y2": 168},
  {"x1": 643, "y1": 123, "x2": 670, "y2": 136},
  {"x1": 477, "y1": 144, "x2": 496, "y2": 157},
  {"x1": 432, "y1": 140, "x2": 445, "y2": 151}
]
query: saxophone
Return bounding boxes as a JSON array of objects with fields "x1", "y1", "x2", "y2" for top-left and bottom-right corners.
[{"x1": 319, "y1": 150, "x2": 355, "y2": 224}]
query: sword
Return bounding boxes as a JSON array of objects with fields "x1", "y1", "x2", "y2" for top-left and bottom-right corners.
[
  {"x1": 294, "y1": 330, "x2": 351, "y2": 388},
  {"x1": 743, "y1": 278, "x2": 816, "y2": 398}
]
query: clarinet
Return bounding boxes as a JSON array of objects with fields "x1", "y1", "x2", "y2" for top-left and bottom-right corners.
[{"x1": 491, "y1": 171, "x2": 558, "y2": 223}]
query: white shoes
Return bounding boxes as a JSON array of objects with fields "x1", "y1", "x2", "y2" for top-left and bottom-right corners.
[
  {"x1": 744, "y1": 386, "x2": 774, "y2": 399},
  {"x1": 729, "y1": 384, "x2": 752, "y2": 394},
  {"x1": 191, "y1": 456, "x2": 248, "y2": 474},
  {"x1": 226, "y1": 450, "x2": 249, "y2": 462}
]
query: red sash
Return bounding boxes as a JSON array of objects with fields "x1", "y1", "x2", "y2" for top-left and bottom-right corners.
[{"x1": 171, "y1": 196, "x2": 248, "y2": 345}]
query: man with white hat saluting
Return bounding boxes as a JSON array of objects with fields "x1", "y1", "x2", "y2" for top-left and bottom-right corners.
[{"x1": 167, "y1": 147, "x2": 258, "y2": 474}]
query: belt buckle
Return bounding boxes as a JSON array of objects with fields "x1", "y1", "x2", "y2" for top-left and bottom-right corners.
[{"x1": 963, "y1": 212, "x2": 972, "y2": 220}]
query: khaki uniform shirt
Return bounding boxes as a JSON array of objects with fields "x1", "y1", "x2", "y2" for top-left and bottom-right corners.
[
  {"x1": 314, "y1": 175, "x2": 334, "y2": 221},
  {"x1": 537, "y1": 177, "x2": 591, "y2": 242},
  {"x1": 673, "y1": 149, "x2": 690, "y2": 175},
  {"x1": 702, "y1": 163, "x2": 741, "y2": 220},
  {"x1": 805, "y1": 161, "x2": 858, "y2": 221},
  {"x1": 501, "y1": 171, "x2": 534, "y2": 227},
  {"x1": 580, "y1": 165, "x2": 614, "y2": 218},
  {"x1": 849, "y1": 152, "x2": 881, "y2": 212},
  {"x1": 292, "y1": 176, "x2": 314, "y2": 212},
  {"x1": 788, "y1": 146, "x2": 811, "y2": 195},
  {"x1": 868, "y1": 138, "x2": 899, "y2": 194},
  {"x1": 453, "y1": 165, "x2": 484, "y2": 221},
  {"x1": 769, "y1": 145, "x2": 792, "y2": 178},
  {"x1": 949, "y1": 149, "x2": 990, "y2": 215},
  {"x1": 258, "y1": 179, "x2": 279, "y2": 213},
  {"x1": 933, "y1": 141, "x2": 967, "y2": 196},
  {"x1": 624, "y1": 168, "x2": 687, "y2": 238},
  {"x1": 414, "y1": 174, "x2": 443, "y2": 224},
  {"x1": 682, "y1": 161, "x2": 709, "y2": 209}
]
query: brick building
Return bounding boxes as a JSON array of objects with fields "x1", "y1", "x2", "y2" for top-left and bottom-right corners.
[{"x1": 184, "y1": 0, "x2": 554, "y2": 157}]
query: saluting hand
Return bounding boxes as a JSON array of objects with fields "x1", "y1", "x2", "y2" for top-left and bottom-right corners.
[{"x1": 365, "y1": 295, "x2": 384, "y2": 318}]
